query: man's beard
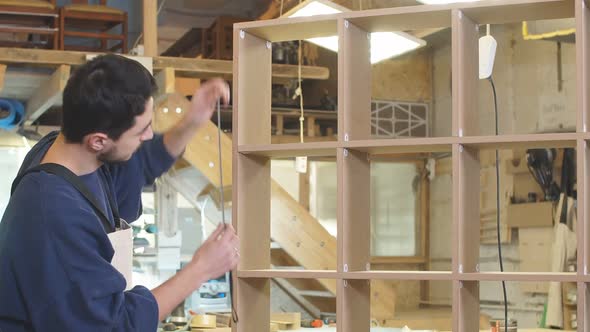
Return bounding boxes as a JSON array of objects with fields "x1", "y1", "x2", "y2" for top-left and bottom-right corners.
[{"x1": 98, "y1": 146, "x2": 129, "y2": 164}]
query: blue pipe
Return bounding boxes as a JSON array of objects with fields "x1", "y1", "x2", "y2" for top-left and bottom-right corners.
[{"x1": 0, "y1": 99, "x2": 24, "y2": 130}]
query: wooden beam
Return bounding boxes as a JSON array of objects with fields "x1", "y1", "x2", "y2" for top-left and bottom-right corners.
[
  {"x1": 154, "y1": 67, "x2": 175, "y2": 97},
  {"x1": 298, "y1": 171, "x2": 310, "y2": 211},
  {"x1": 25, "y1": 64, "x2": 70, "y2": 125},
  {"x1": 142, "y1": 0, "x2": 158, "y2": 57},
  {"x1": 0, "y1": 48, "x2": 87, "y2": 66},
  {"x1": 0, "y1": 48, "x2": 329, "y2": 82},
  {"x1": 154, "y1": 56, "x2": 329, "y2": 80},
  {"x1": 0, "y1": 64, "x2": 6, "y2": 92}
]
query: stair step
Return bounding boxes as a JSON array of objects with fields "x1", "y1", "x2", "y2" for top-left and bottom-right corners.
[
  {"x1": 298, "y1": 290, "x2": 335, "y2": 298},
  {"x1": 270, "y1": 242, "x2": 282, "y2": 249}
]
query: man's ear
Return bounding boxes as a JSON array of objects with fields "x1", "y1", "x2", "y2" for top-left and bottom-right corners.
[{"x1": 86, "y1": 133, "x2": 110, "y2": 153}]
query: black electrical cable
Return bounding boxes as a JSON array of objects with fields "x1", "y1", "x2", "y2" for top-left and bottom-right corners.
[{"x1": 490, "y1": 77, "x2": 508, "y2": 332}]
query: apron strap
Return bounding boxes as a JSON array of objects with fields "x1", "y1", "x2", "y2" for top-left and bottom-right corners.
[{"x1": 11, "y1": 163, "x2": 119, "y2": 233}]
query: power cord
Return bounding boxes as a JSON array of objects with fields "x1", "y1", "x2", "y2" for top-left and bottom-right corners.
[{"x1": 489, "y1": 77, "x2": 508, "y2": 332}]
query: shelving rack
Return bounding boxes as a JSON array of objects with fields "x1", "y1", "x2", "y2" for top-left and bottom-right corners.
[{"x1": 231, "y1": 0, "x2": 590, "y2": 330}]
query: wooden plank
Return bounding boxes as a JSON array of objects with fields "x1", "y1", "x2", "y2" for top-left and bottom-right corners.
[
  {"x1": 0, "y1": 48, "x2": 87, "y2": 66},
  {"x1": 238, "y1": 142, "x2": 339, "y2": 157},
  {"x1": 306, "y1": 116, "x2": 316, "y2": 137},
  {"x1": 338, "y1": 19, "x2": 371, "y2": 141},
  {"x1": 452, "y1": 9, "x2": 479, "y2": 137},
  {"x1": 460, "y1": 133, "x2": 578, "y2": 149},
  {"x1": 154, "y1": 67, "x2": 175, "y2": 96},
  {"x1": 271, "y1": 135, "x2": 337, "y2": 144},
  {"x1": 25, "y1": 64, "x2": 70, "y2": 125},
  {"x1": 238, "y1": 269, "x2": 340, "y2": 279},
  {"x1": 235, "y1": 15, "x2": 339, "y2": 43},
  {"x1": 370, "y1": 256, "x2": 428, "y2": 264},
  {"x1": 345, "y1": 137, "x2": 456, "y2": 154},
  {"x1": 270, "y1": 312, "x2": 301, "y2": 329},
  {"x1": 298, "y1": 171, "x2": 310, "y2": 211},
  {"x1": 154, "y1": 56, "x2": 329, "y2": 80},
  {"x1": 577, "y1": 0, "x2": 590, "y2": 132},
  {"x1": 142, "y1": 0, "x2": 158, "y2": 57},
  {"x1": 346, "y1": 271, "x2": 453, "y2": 280}
]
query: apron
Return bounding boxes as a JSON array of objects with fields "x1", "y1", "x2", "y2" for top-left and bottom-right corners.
[{"x1": 12, "y1": 163, "x2": 134, "y2": 289}]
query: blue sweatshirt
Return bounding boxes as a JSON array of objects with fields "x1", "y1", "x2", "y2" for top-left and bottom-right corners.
[{"x1": 0, "y1": 131, "x2": 176, "y2": 332}]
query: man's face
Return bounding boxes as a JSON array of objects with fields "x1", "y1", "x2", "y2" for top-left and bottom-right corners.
[{"x1": 99, "y1": 97, "x2": 154, "y2": 163}]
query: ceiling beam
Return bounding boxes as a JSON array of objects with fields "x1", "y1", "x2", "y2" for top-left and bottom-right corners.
[
  {"x1": 154, "y1": 56, "x2": 329, "y2": 80},
  {"x1": 25, "y1": 64, "x2": 70, "y2": 125}
]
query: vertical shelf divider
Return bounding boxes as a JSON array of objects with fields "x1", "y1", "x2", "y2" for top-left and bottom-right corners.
[
  {"x1": 578, "y1": 139, "x2": 589, "y2": 332},
  {"x1": 232, "y1": 28, "x2": 272, "y2": 332},
  {"x1": 337, "y1": 17, "x2": 372, "y2": 332},
  {"x1": 577, "y1": 0, "x2": 590, "y2": 330},
  {"x1": 451, "y1": 8, "x2": 480, "y2": 332}
]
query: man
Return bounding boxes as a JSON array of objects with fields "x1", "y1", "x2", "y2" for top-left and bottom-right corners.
[{"x1": 0, "y1": 54, "x2": 239, "y2": 331}]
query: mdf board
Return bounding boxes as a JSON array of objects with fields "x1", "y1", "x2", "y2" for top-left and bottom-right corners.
[{"x1": 232, "y1": 1, "x2": 588, "y2": 332}]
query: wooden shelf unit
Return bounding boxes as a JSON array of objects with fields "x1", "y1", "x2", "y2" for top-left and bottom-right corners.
[{"x1": 232, "y1": 0, "x2": 590, "y2": 331}]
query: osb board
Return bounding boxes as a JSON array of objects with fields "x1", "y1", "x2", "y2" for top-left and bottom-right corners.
[{"x1": 372, "y1": 47, "x2": 433, "y2": 102}]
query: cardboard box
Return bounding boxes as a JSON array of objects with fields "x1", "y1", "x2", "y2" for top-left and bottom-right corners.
[
  {"x1": 507, "y1": 201, "x2": 554, "y2": 228},
  {"x1": 518, "y1": 227, "x2": 554, "y2": 293}
]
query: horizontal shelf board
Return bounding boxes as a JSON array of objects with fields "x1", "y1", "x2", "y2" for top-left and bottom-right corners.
[
  {"x1": 460, "y1": 0, "x2": 573, "y2": 24},
  {"x1": 346, "y1": 0, "x2": 572, "y2": 32},
  {"x1": 460, "y1": 272, "x2": 578, "y2": 282},
  {"x1": 345, "y1": 7, "x2": 451, "y2": 32},
  {"x1": 236, "y1": 0, "x2": 571, "y2": 42},
  {"x1": 237, "y1": 269, "x2": 340, "y2": 279},
  {"x1": 238, "y1": 142, "x2": 340, "y2": 157},
  {"x1": 345, "y1": 137, "x2": 456, "y2": 154},
  {"x1": 235, "y1": 15, "x2": 339, "y2": 43},
  {"x1": 344, "y1": 271, "x2": 453, "y2": 280},
  {"x1": 459, "y1": 133, "x2": 578, "y2": 149}
]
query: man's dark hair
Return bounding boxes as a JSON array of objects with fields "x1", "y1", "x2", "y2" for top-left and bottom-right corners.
[{"x1": 61, "y1": 54, "x2": 157, "y2": 143}]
